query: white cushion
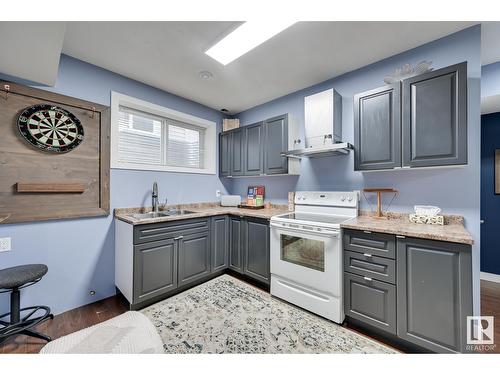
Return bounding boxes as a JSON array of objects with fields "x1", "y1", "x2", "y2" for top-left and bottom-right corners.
[{"x1": 40, "y1": 311, "x2": 164, "y2": 354}]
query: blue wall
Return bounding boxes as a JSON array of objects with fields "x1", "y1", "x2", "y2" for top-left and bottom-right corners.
[
  {"x1": 481, "y1": 113, "x2": 500, "y2": 275},
  {"x1": 230, "y1": 26, "x2": 482, "y2": 313},
  {"x1": 0, "y1": 55, "x2": 231, "y2": 314}
]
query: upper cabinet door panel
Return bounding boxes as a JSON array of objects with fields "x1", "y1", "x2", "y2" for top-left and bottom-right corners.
[
  {"x1": 402, "y1": 62, "x2": 467, "y2": 167},
  {"x1": 219, "y1": 132, "x2": 231, "y2": 177},
  {"x1": 354, "y1": 84, "x2": 401, "y2": 170},
  {"x1": 244, "y1": 122, "x2": 264, "y2": 175},
  {"x1": 231, "y1": 128, "x2": 245, "y2": 176},
  {"x1": 264, "y1": 114, "x2": 288, "y2": 175}
]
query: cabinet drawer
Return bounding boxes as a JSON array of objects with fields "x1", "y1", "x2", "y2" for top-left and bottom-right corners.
[
  {"x1": 134, "y1": 218, "x2": 209, "y2": 244},
  {"x1": 344, "y1": 250, "x2": 395, "y2": 284},
  {"x1": 343, "y1": 229, "x2": 396, "y2": 259},
  {"x1": 344, "y1": 272, "x2": 396, "y2": 334}
]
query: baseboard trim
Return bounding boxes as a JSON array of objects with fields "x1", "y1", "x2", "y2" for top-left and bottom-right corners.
[{"x1": 480, "y1": 271, "x2": 500, "y2": 284}]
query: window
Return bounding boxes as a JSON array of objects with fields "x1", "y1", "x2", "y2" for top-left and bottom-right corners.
[{"x1": 111, "y1": 92, "x2": 216, "y2": 174}]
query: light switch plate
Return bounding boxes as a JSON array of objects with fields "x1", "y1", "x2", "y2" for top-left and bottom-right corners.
[{"x1": 0, "y1": 237, "x2": 11, "y2": 252}]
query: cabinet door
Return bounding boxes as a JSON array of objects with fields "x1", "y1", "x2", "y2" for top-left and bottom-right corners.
[
  {"x1": 354, "y1": 84, "x2": 401, "y2": 170},
  {"x1": 211, "y1": 216, "x2": 228, "y2": 272},
  {"x1": 264, "y1": 114, "x2": 288, "y2": 175},
  {"x1": 243, "y1": 218, "x2": 270, "y2": 284},
  {"x1": 344, "y1": 272, "x2": 396, "y2": 334},
  {"x1": 178, "y1": 231, "x2": 211, "y2": 287},
  {"x1": 229, "y1": 216, "x2": 244, "y2": 272},
  {"x1": 397, "y1": 237, "x2": 472, "y2": 353},
  {"x1": 402, "y1": 62, "x2": 467, "y2": 167},
  {"x1": 219, "y1": 132, "x2": 231, "y2": 177},
  {"x1": 244, "y1": 122, "x2": 264, "y2": 175},
  {"x1": 231, "y1": 128, "x2": 245, "y2": 176},
  {"x1": 133, "y1": 238, "x2": 177, "y2": 304}
]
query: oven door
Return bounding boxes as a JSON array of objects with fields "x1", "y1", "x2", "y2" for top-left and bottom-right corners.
[{"x1": 270, "y1": 222, "x2": 342, "y2": 297}]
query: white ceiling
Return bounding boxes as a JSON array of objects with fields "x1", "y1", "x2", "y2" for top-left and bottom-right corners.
[
  {"x1": 5, "y1": 21, "x2": 500, "y2": 114},
  {"x1": 0, "y1": 22, "x2": 66, "y2": 85},
  {"x1": 62, "y1": 22, "x2": 476, "y2": 114}
]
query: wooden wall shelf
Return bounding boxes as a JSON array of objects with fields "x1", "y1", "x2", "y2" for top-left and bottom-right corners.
[{"x1": 16, "y1": 183, "x2": 86, "y2": 194}]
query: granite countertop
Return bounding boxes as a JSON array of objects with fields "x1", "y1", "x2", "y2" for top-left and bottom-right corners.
[
  {"x1": 340, "y1": 212, "x2": 473, "y2": 245},
  {"x1": 115, "y1": 202, "x2": 290, "y2": 225}
]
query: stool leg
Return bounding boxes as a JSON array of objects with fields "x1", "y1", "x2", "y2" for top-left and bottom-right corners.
[
  {"x1": 21, "y1": 328, "x2": 52, "y2": 342},
  {"x1": 10, "y1": 288, "x2": 20, "y2": 324}
]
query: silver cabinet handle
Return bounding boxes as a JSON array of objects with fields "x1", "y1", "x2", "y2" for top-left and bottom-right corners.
[
  {"x1": 363, "y1": 253, "x2": 372, "y2": 258},
  {"x1": 363, "y1": 230, "x2": 372, "y2": 234},
  {"x1": 363, "y1": 277, "x2": 372, "y2": 281},
  {"x1": 396, "y1": 235, "x2": 405, "y2": 239},
  {"x1": 174, "y1": 236, "x2": 184, "y2": 240}
]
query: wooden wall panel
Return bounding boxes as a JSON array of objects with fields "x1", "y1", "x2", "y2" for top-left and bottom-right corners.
[{"x1": 0, "y1": 81, "x2": 110, "y2": 224}]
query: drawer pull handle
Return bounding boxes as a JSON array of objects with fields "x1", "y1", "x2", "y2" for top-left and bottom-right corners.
[
  {"x1": 363, "y1": 277, "x2": 373, "y2": 282},
  {"x1": 396, "y1": 235, "x2": 405, "y2": 239},
  {"x1": 363, "y1": 253, "x2": 372, "y2": 258},
  {"x1": 363, "y1": 230, "x2": 372, "y2": 234},
  {"x1": 174, "y1": 236, "x2": 184, "y2": 240}
]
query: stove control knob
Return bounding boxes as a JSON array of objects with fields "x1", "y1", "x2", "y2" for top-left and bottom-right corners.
[
  {"x1": 340, "y1": 196, "x2": 346, "y2": 202},
  {"x1": 347, "y1": 196, "x2": 353, "y2": 202}
]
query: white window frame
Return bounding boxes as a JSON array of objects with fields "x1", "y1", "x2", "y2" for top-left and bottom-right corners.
[{"x1": 111, "y1": 92, "x2": 216, "y2": 175}]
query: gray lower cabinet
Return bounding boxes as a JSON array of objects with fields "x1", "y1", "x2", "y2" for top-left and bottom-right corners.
[
  {"x1": 397, "y1": 237, "x2": 472, "y2": 353},
  {"x1": 243, "y1": 218, "x2": 270, "y2": 284},
  {"x1": 402, "y1": 62, "x2": 467, "y2": 167},
  {"x1": 229, "y1": 215, "x2": 270, "y2": 284},
  {"x1": 354, "y1": 83, "x2": 401, "y2": 171},
  {"x1": 344, "y1": 228, "x2": 472, "y2": 353},
  {"x1": 178, "y1": 231, "x2": 211, "y2": 287},
  {"x1": 244, "y1": 122, "x2": 264, "y2": 175},
  {"x1": 211, "y1": 216, "x2": 229, "y2": 272},
  {"x1": 133, "y1": 238, "x2": 178, "y2": 304},
  {"x1": 229, "y1": 216, "x2": 244, "y2": 272},
  {"x1": 344, "y1": 272, "x2": 397, "y2": 334},
  {"x1": 264, "y1": 114, "x2": 288, "y2": 175}
]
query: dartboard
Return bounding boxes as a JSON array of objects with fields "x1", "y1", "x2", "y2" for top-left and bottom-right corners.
[{"x1": 17, "y1": 104, "x2": 84, "y2": 153}]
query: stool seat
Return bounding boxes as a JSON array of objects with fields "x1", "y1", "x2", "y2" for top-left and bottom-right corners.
[{"x1": 0, "y1": 264, "x2": 48, "y2": 290}]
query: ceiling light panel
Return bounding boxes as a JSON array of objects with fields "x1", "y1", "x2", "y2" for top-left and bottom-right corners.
[{"x1": 205, "y1": 21, "x2": 296, "y2": 65}]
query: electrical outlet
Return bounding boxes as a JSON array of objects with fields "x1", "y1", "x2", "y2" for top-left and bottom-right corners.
[
  {"x1": 0, "y1": 237, "x2": 11, "y2": 252},
  {"x1": 216, "y1": 190, "x2": 221, "y2": 198}
]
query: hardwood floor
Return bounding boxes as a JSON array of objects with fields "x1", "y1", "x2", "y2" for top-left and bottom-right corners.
[
  {"x1": 0, "y1": 295, "x2": 128, "y2": 354},
  {"x1": 1, "y1": 280, "x2": 499, "y2": 354},
  {"x1": 479, "y1": 280, "x2": 500, "y2": 353}
]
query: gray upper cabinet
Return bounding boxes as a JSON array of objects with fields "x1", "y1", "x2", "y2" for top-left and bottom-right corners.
[
  {"x1": 402, "y1": 62, "x2": 467, "y2": 167},
  {"x1": 264, "y1": 114, "x2": 288, "y2": 175},
  {"x1": 243, "y1": 218, "x2": 270, "y2": 284},
  {"x1": 230, "y1": 128, "x2": 245, "y2": 176},
  {"x1": 219, "y1": 132, "x2": 231, "y2": 177},
  {"x1": 177, "y1": 231, "x2": 211, "y2": 287},
  {"x1": 244, "y1": 122, "x2": 264, "y2": 175},
  {"x1": 354, "y1": 84, "x2": 401, "y2": 170},
  {"x1": 397, "y1": 237, "x2": 472, "y2": 353},
  {"x1": 219, "y1": 114, "x2": 289, "y2": 177},
  {"x1": 211, "y1": 216, "x2": 229, "y2": 272},
  {"x1": 133, "y1": 238, "x2": 178, "y2": 304}
]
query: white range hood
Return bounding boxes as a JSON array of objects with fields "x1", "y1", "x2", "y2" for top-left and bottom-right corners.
[{"x1": 282, "y1": 88, "x2": 352, "y2": 158}]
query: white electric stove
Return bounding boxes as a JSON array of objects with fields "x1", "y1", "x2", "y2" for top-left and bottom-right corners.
[{"x1": 270, "y1": 191, "x2": 359, "y2": 323}]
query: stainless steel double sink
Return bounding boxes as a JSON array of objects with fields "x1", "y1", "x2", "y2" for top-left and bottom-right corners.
[{"x1": 132, "y1": 209, "x2": 196, "y2": 220}]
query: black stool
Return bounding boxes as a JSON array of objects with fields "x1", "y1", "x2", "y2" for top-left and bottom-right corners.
[{"x1": 0, "y1": 264, "x2": 54, "y2": 344}]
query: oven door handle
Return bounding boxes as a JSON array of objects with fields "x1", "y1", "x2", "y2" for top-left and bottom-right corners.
[{"x1": 270, "y1": 222, "x2": 339, "y2": 237}]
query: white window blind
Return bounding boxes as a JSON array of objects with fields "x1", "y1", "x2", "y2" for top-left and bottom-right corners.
[{"x1": 117, "y1": 106, "x2": 205, "y2": 169}]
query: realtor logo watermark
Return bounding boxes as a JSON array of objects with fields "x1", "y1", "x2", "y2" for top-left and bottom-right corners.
[{"x1": 466, "y1": 316, "x2": 496, "y2": 352}]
